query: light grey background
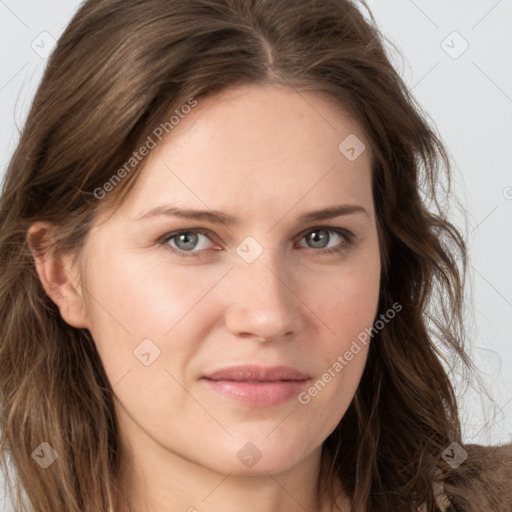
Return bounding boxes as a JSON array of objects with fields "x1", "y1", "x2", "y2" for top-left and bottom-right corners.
[{"x1": 1, "y1": 1, "x2": 511, "y2": 502}]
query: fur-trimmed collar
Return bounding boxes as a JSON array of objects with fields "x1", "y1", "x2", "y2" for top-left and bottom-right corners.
[{"x1": 439, "y1": 443, "x2": 512, "y2": 511}]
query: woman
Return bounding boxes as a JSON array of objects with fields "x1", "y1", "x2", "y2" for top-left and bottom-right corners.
[{"x1": 0, "y1": 0, "x2": 510, "y2": 511}]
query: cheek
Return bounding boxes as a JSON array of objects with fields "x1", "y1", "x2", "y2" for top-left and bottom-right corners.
[
  {"x1": 301, "y1": 245, "x2": 379, "y2": 411},
  {"x1": 295, "y1": 264, "x2": 378, "y2": 436},
  {"x1": 81, "y1": 247, "x2": 227, "y2": 379},
  {"x1": 314, "y1": 250, "x2": 380, "y2": 350},
  {"x1": 83, "y1": 245, "x2": 219, "y2": 335},
  {"x1": 296, "y1": 344, "x2": 368, "y2": 447}
]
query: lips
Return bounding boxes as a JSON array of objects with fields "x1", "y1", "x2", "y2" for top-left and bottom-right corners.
[
  {"x1": 204, "y1": 365, "x2": 310, "y2": 382},
  {"x1": 201, "y1": 365, "x2": 310, "y2": 407}
]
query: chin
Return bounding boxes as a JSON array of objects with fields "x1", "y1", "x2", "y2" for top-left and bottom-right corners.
[{"x1": 191, "y1": 433, "x2": 318, "y2": 476}]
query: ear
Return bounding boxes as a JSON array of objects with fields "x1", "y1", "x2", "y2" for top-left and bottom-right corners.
[{"x1": 27, "y1": 221, "x2": 90, "y2": 329}]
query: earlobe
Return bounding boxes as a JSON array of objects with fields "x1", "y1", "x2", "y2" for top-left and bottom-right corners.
[{"x1": 27, "y1": 221, "x2": 90, "y2": 329}]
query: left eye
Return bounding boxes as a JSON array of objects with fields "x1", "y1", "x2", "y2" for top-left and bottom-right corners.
[
  {"x1": 298, "y1": 228, "x2": 346, "y2": 250},
  {"x1": 163, "y1": 230, "x2": 213, "y2": 253},
  {"x1": 160, "y1": 227, "x2": 352, "y2": 257}
]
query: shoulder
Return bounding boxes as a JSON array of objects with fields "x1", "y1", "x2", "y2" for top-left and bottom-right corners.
[{"x1": 442, "y1": 443, "x2": 512, "y2": 512}]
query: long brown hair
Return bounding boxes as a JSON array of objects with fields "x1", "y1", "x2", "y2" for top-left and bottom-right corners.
[{"x1": 0, "y1": 0, "x2": 473, "y2": 510}]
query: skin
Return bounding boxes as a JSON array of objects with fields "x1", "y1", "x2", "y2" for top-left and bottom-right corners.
[{"x1": 30, "y1": 83, "x2": 381, "y2": 512}]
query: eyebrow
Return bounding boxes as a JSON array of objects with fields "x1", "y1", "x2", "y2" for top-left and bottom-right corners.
[{"x1": 135, "y1": 204, "x2": 370, "y2": 225}]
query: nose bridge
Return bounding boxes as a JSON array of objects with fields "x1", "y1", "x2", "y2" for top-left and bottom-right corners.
[{"x1": 223, "y1": 239, "x2": 302, "y2": 340}]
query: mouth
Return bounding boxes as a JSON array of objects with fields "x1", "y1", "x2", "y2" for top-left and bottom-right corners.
[{"x1": 201, "y1": 365, "x2": 310, "y2": 407}]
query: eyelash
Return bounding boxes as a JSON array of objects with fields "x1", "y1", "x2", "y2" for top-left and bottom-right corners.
[{"x1": 158, "y1": 226, "x2": 355, "y2": 259}]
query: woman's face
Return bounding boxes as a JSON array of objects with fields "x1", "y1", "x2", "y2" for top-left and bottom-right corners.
[{"x1": 75, "y1": 83, "x2": 380, "y2": 476}]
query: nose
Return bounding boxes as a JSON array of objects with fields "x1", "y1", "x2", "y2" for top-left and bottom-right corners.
[{"x1": 223, "y1": 249, "x2": 305, "y2": 343}]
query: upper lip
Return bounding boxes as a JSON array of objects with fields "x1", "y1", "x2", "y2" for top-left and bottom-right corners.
[{"x1": 203, "y1": 365, "x2": 310, "y2": 382}]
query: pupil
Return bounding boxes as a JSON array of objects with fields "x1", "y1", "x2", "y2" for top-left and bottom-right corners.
[
  {"x1": 310, "y1": 230, "x2": 327, "y2": 248},
  {"x1": 178, "y1": 233, "x2": 196, "y2": 250}
]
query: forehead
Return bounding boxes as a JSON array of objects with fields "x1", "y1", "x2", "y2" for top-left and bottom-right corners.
[{"x1": 115, "y1": 83, "x2": 374, "y2": 222}]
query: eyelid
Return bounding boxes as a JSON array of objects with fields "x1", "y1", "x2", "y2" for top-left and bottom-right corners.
[
  {"x1": 158, "y1": 227, "x2": 219, "y2": 249},
  {"x1": 296, "y1": 225, "x2": 354, "y2": 243}
]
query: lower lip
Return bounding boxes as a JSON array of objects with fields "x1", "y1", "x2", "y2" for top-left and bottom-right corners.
[{"x1": 201, "y1": 378, "x2": 309, "y2": 406}]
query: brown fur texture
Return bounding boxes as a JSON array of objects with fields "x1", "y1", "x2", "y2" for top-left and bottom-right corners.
[{"x1": 443, "y1": 443, "x2": 512, "y2": 511}]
